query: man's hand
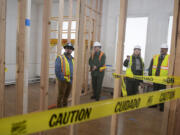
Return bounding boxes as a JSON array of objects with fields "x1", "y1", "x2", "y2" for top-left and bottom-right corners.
[
  {"x1": 126, "y1": 55, "x2": 130, "y2": 60},
  {"x1": 140, "y1": 82, "x2": 145, "y2": 89}
]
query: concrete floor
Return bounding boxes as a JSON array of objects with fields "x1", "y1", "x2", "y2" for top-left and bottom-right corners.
[{"x1": 4, "y1": 82, "x2": 163, "y2": 135}]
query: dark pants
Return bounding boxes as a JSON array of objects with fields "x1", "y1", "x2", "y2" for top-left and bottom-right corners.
[
  {"x1": 125, "y1": 77, "x2": 140, "y2": 96},
  {"x1": 92, "y1": 74, "x2": 104, "y2": 101},
  {"x1": 57, "y1": 80, "x2": 72, "y2": 107},
  {"x1": 153, "y1": 83, "x2": 166, "y2": 111}
]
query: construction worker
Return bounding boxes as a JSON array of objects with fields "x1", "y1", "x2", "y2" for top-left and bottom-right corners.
[
  {"x1": 55, "y1": 43, "x2": 74, "y2": 107},
  {"x1": 148, "y1": 43, "x2": 169, "y2": 112},
  {"x1": 123, "y1": 45, "x2": 144, "y2": 96},
  {"x1": 89, "y1": 42, "x2": 106, "y2": 101}
]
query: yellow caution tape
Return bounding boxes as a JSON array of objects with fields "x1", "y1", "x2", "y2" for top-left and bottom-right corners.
[
  {"x1": 121, "y1": 76, "x2": 127, "y2": 96},
  {"x1": 112, "y1": 73, "x2": 180, "y2": 85},
  {"x1": 0, "y1": 87, "x2": 180, "y2": 135}
]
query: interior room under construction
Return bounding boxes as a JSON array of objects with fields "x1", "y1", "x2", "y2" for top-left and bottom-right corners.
[{"x1": 0, "y1": 0, "x2": 180, "y2": 135}]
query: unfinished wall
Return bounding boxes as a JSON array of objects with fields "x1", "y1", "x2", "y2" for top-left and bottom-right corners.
[
  {"x1": 5, "y1": 0, "x2": 39, "y2": 83},
  {"x1": 4, "y1": 0, "x2": 174, "y2": 88},
  {"x1": 35, "y1": 1, "x2": 76, "y2": 77},
  {"x1": 101, "y1": 0, "x2": 174, "y2": 88},
  {"x1": 35, "y1": 0, "x2": 97, "y2": 77}
]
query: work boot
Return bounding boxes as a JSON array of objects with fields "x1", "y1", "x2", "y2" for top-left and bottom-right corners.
[
  {"x1": 160, "y1": 105, "x2": 164, "y2": 112},
  {"x1": 160, "y1": 108, "x2": 164, "y2": 112},
  {"x1": 91, "y1": 96, "x2": 96, "y2": 99},
  {"x1": 159, "y1": 103, "x2": 164, "y2": 112},
  {"x1": 96, "y1": 98, "x2": 99, "y2": 101}
]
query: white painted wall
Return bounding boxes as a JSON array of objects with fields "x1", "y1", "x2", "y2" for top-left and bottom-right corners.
[
  {"x1": 101, "y1": 0, "x2": 174, "y2": 88},
  {"x1": 5, "y1": 0, "x2": 18, "y2": 82}
]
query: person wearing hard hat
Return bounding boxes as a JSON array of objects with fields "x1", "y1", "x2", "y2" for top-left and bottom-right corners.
[
  {"x1": 55, "y1": 43, "x2": 74, "y2": 107},
  {"x1": 148, "y1": 43, "x2": 169, "y2": 112},
  {"x1": 89, "y1": 42, "x2": 106, "y2": 101},
  {"x1": 123, "y1": 45, "x2": 144, "y2": 96}
]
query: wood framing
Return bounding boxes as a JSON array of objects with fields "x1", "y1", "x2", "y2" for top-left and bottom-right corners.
[
  {"x1": 68, "y1": 0, "x2": 73, "y2": 43},
  {"x1": 161, "y1": 0, "x2": 180, "y2": 134},
  {"x1": 70, "y1": 0, "x2": 85, "y2": 134},
  {"x1": 94, "y1": 0, "x2": 99, "y2": 41},
  {"x1": 23, "y1": 0, "x2": 31, "y2": 114},
  {"x1": 55, "y1": 0, "x2": 64, "y2": 108},
  {"x1": 160, "y1": 0, "x2": 179, "y2": 134},
  {"x1": 16, "y1": 0, "x2": 31, "y2": 114},
  {"x1": 86, "y1": 4, "x2": 101, "y2": 15},
  {"x1": 97, "y1": 0, "x2": 103, "y2": 41},
  {"x1": 84, "y1": 0, "x2": 94, "y2": 94},
  {"x1": 39, "y1": 0, "x2": 52, "y2": 111},
  {"x1": 81, "y1": 0, "x2": 88, "y2": 93},
  {"x1": 57, "y1": 0, "x2": 64, "y2": 55},
  {"x1": 0, "y1": 0, "x2": 7, "y2": 118},
  {"x1": 110, "y1": 0, "x2": 128, "y2": 135}
]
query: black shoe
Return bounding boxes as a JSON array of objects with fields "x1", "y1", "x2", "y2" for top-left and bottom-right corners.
[
  {"x1": 148, "y1": 105, "x2": 157, "y2": 108},
  {"x1": 81, "y1": 89, "x2": 85, "y2": 94},
  {"x1": 91, "y1": 96, "x2": 96, "y2": 99},
  {"x1": 96, "y1": 98, "x2": 99, "y2": 101},
  {"x1": 160, "y1": 108, "x2": 164, "y2": 112}
]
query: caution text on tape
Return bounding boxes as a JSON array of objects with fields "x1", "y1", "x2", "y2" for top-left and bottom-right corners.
[
  {"x1": 112, "y1": 73, "x2": 180, "y2": 85},
  {"x1": 0, "y1": 87, "x2": 180, "y2": 135}
]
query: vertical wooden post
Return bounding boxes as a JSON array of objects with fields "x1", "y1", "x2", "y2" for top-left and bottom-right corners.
[
  {"x1": 55, "y1": 0, "x2": 64, "y2": 107},
  {"x1": 81, "y1": 0, "x2": 87, "y2": 93},
  {"x1": 68, "y1": 0, "x2": 73, "y2": 43},
  {"x1": 84, "y1": 0, "x2": 93, "y2": 94},
  {"x1": 97, "y1": 0, "x2": 103, "y2": 41},
  {"x1": 16, "y1": 0, "x2": 31, "y2": 114},
  {"x1": 70, "y1": 0, "x2": 84, "y2": 134},
  {"x1": 161, "y1": 0, "x2": 180, "y2": 134},
  {"x1": 40, "y1": 0, "x2": 52, "y2": 111},
  {"x1": 161, "y1": 0, "x2": 180, "y2": 135},
  {"x1": 110, "y1": 0, "x2": 127, "y2": 135},
  {"x1": 94, "y1": 0, "x2": 98, "y2": 41},
  {"x1": 58, "y1": 0, "x2": 64, "y2": 55},
  {"x1": 23, "y1": 0, "x2": 31, "y2": 114},
  {"x1": 0, "y1": 0, "x2": 7, "y2": 118}
]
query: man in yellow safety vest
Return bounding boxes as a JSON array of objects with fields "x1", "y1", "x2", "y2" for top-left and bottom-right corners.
[
  {"x1": 148, "y1": 43, "x2": 169, "y2": 112},
  {"x1": 89, "y1": 42, "x2": 106, "y2": 101},
  {"x1": 55, "y1": 43, "x2": 74, "y2": 107}
]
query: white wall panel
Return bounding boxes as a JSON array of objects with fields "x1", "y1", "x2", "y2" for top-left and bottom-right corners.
[{"x1": 101, "y1": 0, "x2": 174, "y2": 88}]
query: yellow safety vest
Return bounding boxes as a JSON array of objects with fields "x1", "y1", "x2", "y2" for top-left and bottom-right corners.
[
  {"x1": 152, "y1": 54, "x2": 169, "y2": 76},
  {"x1": 91, "y1": 51, "x2": 106, "y2": 72},
  {"x1": 59, "y1": 55, "x2": 74, "y2": 82},
  {"x1": 125, "y1": 56, "x2": 143, "y2": 76}
]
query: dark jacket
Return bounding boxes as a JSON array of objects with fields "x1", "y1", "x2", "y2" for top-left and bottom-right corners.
[
  {"x1": 89, "y1": 51, "x2": 106, "y2": 77},
  {"x1": 123, "y1": 55, "x2": 144, "y2": 75}
]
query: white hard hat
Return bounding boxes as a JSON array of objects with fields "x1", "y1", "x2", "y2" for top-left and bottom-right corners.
[
  {"x1": 134, "y1": 45, "x2": 141, "y2": 50},
  {"x1": 93, "y1": 42, "x2": 101, "y2": 47},
  {"x1": 161, "y1": 43, "x2": 168, "y2": 49}
]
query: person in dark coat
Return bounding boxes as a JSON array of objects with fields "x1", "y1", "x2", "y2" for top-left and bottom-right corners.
[
  {"x1": 123, "y1": 45, "x2": 144, "y2": 96},
  {"x1": 89, "y1": 42, "x2": 106, "y2": 101}
]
